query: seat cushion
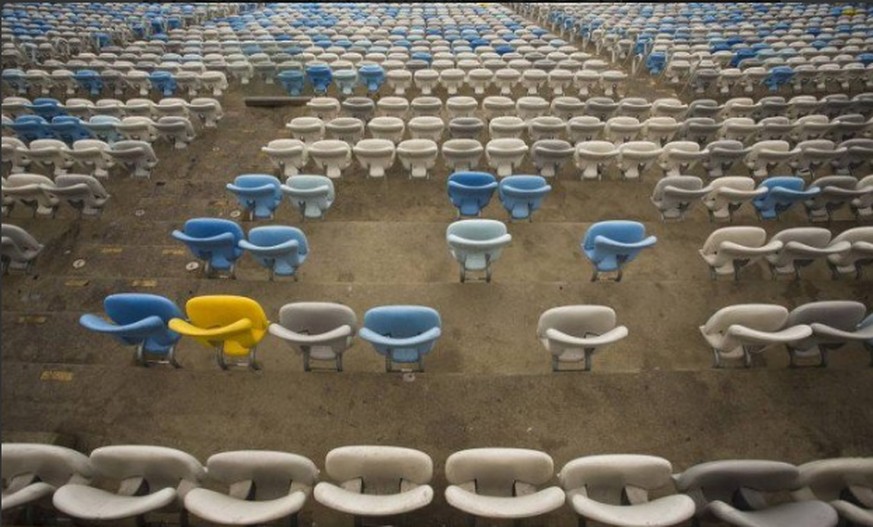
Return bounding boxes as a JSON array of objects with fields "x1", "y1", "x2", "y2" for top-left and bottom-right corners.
[
  {"x1": 184, "y1": 488, "x2": 307, "y2": 524},
  {"x1": 314, "y1": 482, "x2": 433, "y2": 516},
  {"x1": 444, "y1": 485, "x2": 565, "y2": 519},
  {"x1": 569, "y1": 492, "x2": 696, "y2": 527},
  {"x1": 53, "y1": 484, "x2": 177, "y2": 520},
  {"x1": 706, "y1": 500, "x2": 838, "y2": 527}
]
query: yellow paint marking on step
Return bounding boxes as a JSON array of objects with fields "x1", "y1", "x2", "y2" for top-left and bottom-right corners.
[
  {"x1": 131, "y1": 279, "x2": 158, "y2": 287},
  {"x1": 17, "y1": 315, "x2": 47, "y2": 324},
  {"x1": 65, "y1": 279, "x2": 89, "y2": 287},
  {"x1": 100, "y1": 246, "x2": 123, "y2": 254},
  {"x1": 162, "y1": 248, "x2": 185, "y2": 255},
  {"x1": 40, "y1": 370, "x2": 73, "y2": 382}
]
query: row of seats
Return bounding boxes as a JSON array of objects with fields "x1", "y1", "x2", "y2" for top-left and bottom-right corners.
[
  {"x1": 0, "y1": 173, "x2": 108, "y2": 218},
  {"x1": 3, "y1": 140, "x2": 158, "y2": 179},
  {"x1": 5, "y1": 114, "x2": 204, "y2": 149},
  {"x1": 700, "y1": 226, "x2": 873, "y2": 280},
  {"x1": 1, "y1": 96, "x2": 224, "y2": 124},
  {"x1": 3, "y1": 442, "x2": 870, "y2": 526}
]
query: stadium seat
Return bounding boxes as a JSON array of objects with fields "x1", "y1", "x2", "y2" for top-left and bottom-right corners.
[
  {"x1": 171, "y1": 218, "x2": 245, "y2": 277},
  {"x1": 581, "y1": 221, "x2": 656, "y2": 281},
  {"x1": 269, "y1": 302, "x2": 357, "y2": 371},
  {"x1": 358, "y1": 305, "x2": 441, "y2": 372},
  {"x1": 238, "y1": 225, "x2": 309, "y2": 280},
  {"x1": 1, "y1": 443, "x2": 92, "y2": 512},
  {"x1": 446, "y1": 219, "x2": 512, "y2": 283},
  {"x1": 538, "y1": 305, "x2": 628, "y2": 371}
]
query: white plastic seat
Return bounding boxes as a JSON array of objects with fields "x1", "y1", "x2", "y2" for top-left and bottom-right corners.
[
  {"x1": 446, "y1": 96, "x2": 478, "y2": 120},
  {"x1": 353, "y1": 138, "x2": 396, "y2": 178},
  {"x1": 702, "y1": 176, "x2": 767, "y2": 222},
  {"x1": 43, "y1": 174, "x2": 110, "y2": 216},
  {"x1": 601, "y1": 69, "x2": 628, "y2": 97},
  {"x1": 396, "y1": 139, "x2": 438, "y2": 179},
  {"x1": 482, "y1": 96, "x2": 515, "y2": 120},
  {"x1": 699, "y1": 304, "x2": 812, "y2": 367},
  {"x1": 574, "y1": 141, "x2": 617, "y2": 180},
  {"x1": 445, "y1": 448, "x2": 564, "y2": 520},
  {"x1": 792, "y1": 458, "x2": 873, "y2": 525},
  {"x1": 642, "y1": 117, "x2": 681, "y2": 146},
  {"x1": 489, "y1": 116, "x2": 527, "y2": 140},
  {"x1": 3, "y1": 174, "x2": 58, "y2": 216},
  {"x1": 559, "y1": 454, "x2": 696, "y2": 527},
  {"x1": 806, "y1": 175, "x2": 870, "y2": 222},
  {"x1": 758, "y1": 117, "x2": 795, "y2": 141},
  {"x1": 154, "y1": 98, "x2": 190, "y2": 119},
  {"x1": 306, "y1": 97, "x2": 341, "y2": 122},
  {"x1": 467, "y1": 68, "x2": 493, "y2": 95},
  {"x1": 616, "y1": 98, "x2": 652, "y2": 119},
  {"x1": 617, "y1": 141, "x2": 662, "y2": 180},
  {"x1": 23, "y1": 139, "x2": 73, "y2": 176},
  {"x1": 795, "y1": 140, "x2": 848, "y2": 177},
  {"x1": 720, "y1": 117, "x2": 760, "y2": 143},
  {"x1": 794, "y1": 114, "x2": 833, "y2": 142},
  {"x1": 326, "y1": 117, "x2": 365, "y2": 145},
  {"x1": 367, "y1": 116, "x2": 405, "y2": 143},
  {"x1": 516, "y1": 96, "x2": 549, "y2": 122},
  {"x1": 314, "y1": 446, "x2": 433, "y2": 518},
  {"x1": 604, "y1": 117, "x2": 642, "y2": 145},
  {"x1": 704, "y1": 140, "x2": 752, "y2": 178},
  {"x1": 827, "y1": 226, "x2": 873, "y2": 279},
  {"x1": 286, "y1": 117, "x2": 325, "y2": 145},
  {"x1": 262, "y1": 139, "x2": 307, "y2": 178},
  {"x1": 440, "y1": 68, "x2": 466, "y2": 95},
  {"x1": 658, "y1": 141, "x2": 708, "y2": 177},
  {"x1": 407, "y1": 115, "x2": 444, "y2": 142},
  {"x1": 851, "y1": 174, "x2": 873, "y2": 219},
  {"x1": 281, "y1": 175, "x2": 335, "y2": 220},
  {"x1": 745, "y1": 140, "x2": 800, "y2": 178},
  {"x1": 547, "y1": 68, "x2": 573, "y2": 96},
  {"x1": 767, "y1": 227, "x2": 850, "y2": 279},
  {"x1": 442, "y1": 139, "x2": 484, "y2": 172},
  {"x1": 376, "y1": 96, "x2": 409, "y2": 120},
  {"x1": 53, "y1": 445, "x2": 205, "y2": 523},
  {"x1": 529, "y1": 116, "x2": 566, "y2": 142},
  {"x1": 493, "y1": 68, "x2": 520, "y2": 95},
  {"x1": 531, "y1": 139, "x2": 573, "y2": 178},
  {"x1": 651, "y1": 175, "x2": 711, "y2": 220},
  {"x1": 521, "y1": 68, "x2": 547, "y2": 95},
  {"x1": 446, "y1": 219, "x2": 512, "y2": 282},
  {"x1": 550, "y1": 96, "x2": 585, "y2": 121},
  {"x1": 486, "y1": 138, "x2": 528, "y2": 177},
  {"x1": 414, "y1": 69, "x2": 439, "y2": 95},
  {"x1": 651, "y1": 98, "x2": 689, "y2": 119},
  {"x1": 107, "y1": 140, "x2": 158, "y2": 178},
  {"x1": 1, "y1": 224, "x2": 44, "y2": 273},
  {"x1": 199, "y1": 71, "x2": 229, "y2": 96},
  {"x1": 308, "y1": 139, "x2": 352, "y2": 179},
  {"x1": 187, "y1": 97, "x2": 223, "y2": 128},
  {"x1": 386, "y1": 69, "x2": 412, "y2": 95},
  {"x1": 568, "y1": 117, "x2": 605, "y2": 144},
  {"x1": 153, "y1": 116, "x2": 196, "y2": 149},
  {"x1": 1, "y1": 443, "x2": 92, "y2": 511},
  {"x1": 574, "y1": 69, "x2": 601, "y2": 97},
  {"x1": 785, "y1": 301, "x2": 873, "y2": 367},
  {"x1": 116, "y1": 116, "x2": 158, "y2": 143},
  {"x1": 699, "y1": 226, "x2": 783, "y2": 280},
  {"x1": 538, "y1": 305, "x2": 628, "y2": 371}
]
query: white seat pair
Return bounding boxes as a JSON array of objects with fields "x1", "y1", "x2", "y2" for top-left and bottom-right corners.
[{"x1": 2, "y1": 173, "x2": 109, "y2": 217}]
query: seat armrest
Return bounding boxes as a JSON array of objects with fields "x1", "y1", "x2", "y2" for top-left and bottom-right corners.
[
  {"x1": 171, "y1": 230, "x2": 237, "y2": 245},
  {"x1": 269, "y1": 323, "x2": 353, "y2": 344},
  {"x1": 238, "y1": 239, "x2": 299, "y2": 255},
  {"x1": 79, "y1": 314, "x2": 166, "y2": 336},
  {"x1": 594, "y1": 234, "x2": 657, "y2": 250},
  {"x1": 358, "y1": 327, "x2": 441, "y2": 347},
  {"x1": 545, "y1": 326, "x2": 628, "y2": 348},
  {"x1": 280, "y1": 184, "x2": 330, "y2": 197},
  {"x1": 726, "y1": 323, "x2": 813, "y2": 345},
  {"x1": 168, "y1": 317, "x2": 252, "y2": 338}
]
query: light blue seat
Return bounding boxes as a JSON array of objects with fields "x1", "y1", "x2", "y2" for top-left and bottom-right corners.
[
  {"x1": 10, "y1": 115, "x2": 52, "y2": 143},
  {"x1": 277, "y1": 69, "x2": 305, "y2": 96},
  {"x1": 305, "y1": 63, "x2": 332, "y2": 94},
  {"x1": 333, "y1": 69, "x2": 358, "y2": 96},
  {"x1": 50, "y1": 116, "x2": 92, "y2": 145},
  {"x1": 764, "y1": 66, "x2": 794, "y2": 92},
  {"x1": 358, "y1": 64, "x2": 385, "y2": 94},
  {"x1": 84, "y1": 116, "x2": 121, "y2": 143},
  {"x1": 238, "y1": 225, "x2": 309, "y2": 280},
  {"x1": 79, "y1": 293, "x2": 184, "y2": 367},
  {"x1": 74, "y1": 69, "x2": 103, "y2": 96},
  {"x1": 149, "y1": 70, "x2": 176, "y2": 96},
  {"x1": 171, "y1": 218, "x2": 245, "y2": 277},
  {"x1": 27, "y1": 98, "x2": 65, "y2": 120},
  {"x1": 447, "y1": 171, "x2": 498, "y2": 217},
  {"x1": 754, "y1": 176, "x2": 821, "y2": 220},
  {"x1": 359, "y1": 305, "x2": 442, "y2": 372},
  {"x1": 446, "y1": 219, "x2": 512, "y2": 282},
  {"x1": 225, "y1": 174, "x2": 283, "y2": 220},
  {"x1": 582, "y1": 220, "x2": 657, "y2": 281},
  {"x1": 498, "y1": 175, "x2": 552, "y2": 221},
  {"x1": 281, "y1": 175, "x2": 335, "y2": 220}
]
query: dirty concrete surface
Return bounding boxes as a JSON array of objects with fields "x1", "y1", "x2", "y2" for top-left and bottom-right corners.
[{"x1": 2, "y1": 23, "x2": 872, "y2": 527}]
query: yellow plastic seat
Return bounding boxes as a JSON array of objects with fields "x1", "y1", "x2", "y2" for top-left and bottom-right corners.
[{"x1": 169, "y1": 295, "x2": 269, "y2": 370}]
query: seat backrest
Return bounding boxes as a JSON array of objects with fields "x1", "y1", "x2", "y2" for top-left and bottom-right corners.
[
  {"x1": 105, "y1": 293, "x2": 183, "y2": 326},
  {"x1": 537, "y1": 305, "x2": 616, "y2": 339},
  {"x1": 247, "y1": 225, "x2": 308, "y2": 255},
  {"x1": 446, "y1": 448, "x2": 554, "y2": 496},
  {"x1": 831, "y1": 226, "x2": 873, "y2": 246},
  {"x1": 787, "y1": 300, "x2": 866, "y2": 330},
  {"x1": 446, "y1": 219, "x2": 507, "y2": 243},
  {"x1": 675, "y1": 460, "x2": 799, "y2": 503},
  {"x1": 770, "y1": 227, "x2": 831, "y2": 249},
  {"x1": 701, "y1": 226, "x2": 766, "y2": 254},
  {"x1": 206, "y1": 450, "x2": 319, "y2": 500},
  {"x1": 363, "y1": 305, "x2": 441, "y2": 338},
  {"x1": 91, "y1": 445, "x2": 204, "y2": 492},
  {"x1": 559, "y1": 455, "x2": 672, "y2": 497},
  {"x1": 1, "y1": 443, "x2": 93, "y2": 488},
  {"x1": 760, "y1": 176, "x2": 805, "y2": 192},
  {"x1": 583, "y1": 221, "x2": 645, "y2": 251},
  {"x1": 653, "y1": 176, "x2": 703, "y2": 200},
  {"x1": 185, "y1": 295, "x2": 268, "y2": 332},
  {"x1": 796, "y1": 458, "x2": 873, "y2": 501},
  {"x1": 325, "y1": 445, "x2": 432, "y2": 490},
  {"x1": 182, "y1": 218, "x2": 244, "y2": 243},
  {"x1": 702, "y1": 304, "x2": 789, "y2": 334},
  {"x1": 278, "y1": 302, "x2": 357, "y2": 336}
]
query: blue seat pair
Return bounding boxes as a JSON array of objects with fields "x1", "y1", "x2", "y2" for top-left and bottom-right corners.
[
  {"x1": 753, "y1": 176, "x2": 821, "y2": 220},
  {"x1": 582, "y1": 221, "x2": 658, "y2": 282},
  {"x1": 172, "y1": 218, "x2": 308, "y2": 280},
  {"x1": 447, "y1": 172, "x2": 551, "y2": 221}
]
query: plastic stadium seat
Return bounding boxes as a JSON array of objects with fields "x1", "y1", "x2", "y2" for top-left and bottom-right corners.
[
  {"x1": 753, "y1": 176, "x2": 821, "y2": 220},
  {"x1": 238, "y1": 225, "x2": 309, "y2": 280},
  {"x1": 50, "y1": 116, "x2": 93, "y2": 145},
  {"x1": 574, "y1": 141, "x2": 617, "y2": 180},
  {"x1": 538, "y1": 305, "x2": 628, "y2": 371},
  {"x1": 827, "y1": 227, "x2": 873, "y2": 279},
  {"x1": 277, "y1": 69, "x2": 305, "y2": 96},
  {"x1": 79, "y1": 293, "x2": 184, "y2": 367},
  {"x1": 358, "y1": 305, "x2": 441, "y2": 372},
  {"x1": 702, "y1": 176, "x2": 768, "y2": 222},
  {"x1": 796, "y1": 140, "x2": 848, "y2": 178},
  {"x1": 745, "y1": 140, "x2": 800, "y2": 178},
  {"x1": 446, "y1": 219, "x2": 512, "y2": 283},
  {"x1": 397, "y1": 139, "x2": 438, "y2": 179},
  {"x1": 169, "y1": 295, "x2": 269, "y2": 370},
  {"x1": 184, "y1": 450, "x2": 319, "y2": 526},
  {"x1": 1, "y1": 224, "x2": 43, "y2": 275},
  {"x1": 498, "y1": 175, "x2": 551, "y2": 221},
  {"x1": 703, "y1": 140, "x2": 751, "y2": 178},
  {"x1": 786, "y1": 301, "x2": 873, "y2": 368},
  {"x1": 442, "y1": 139, "x2": 484, "y2": 172},
  {"x1": 107, "y1": 140, "x2": 158, "y2": 178},
  {"x1": 281, "y1": 175, "x2": 335, "y2": 221},
  {"x1": 308, "y1": 139, "x2": 352, "y2": 179},
  {"x1": 792, "y1": 458, "x2": 873, "y2": 525},
  {"x1": 314, "y1": 446, "x2": 433, "y2": 519},
  {"x1": 286, "y1": 117, "x2": 326, "y2": 145},
  {"x1": 21, "y1": 139, "x2": 72, "y2": 176},
  {"x1": 52, "y1": 444, "x2": 203, "y2": 523},
  {"x1": 226, "y1": 174, "x2": 283, "y2": 220},
  {"x1": 269, "y1": 302, "x2": 357, "y2": 372},
  {"x1": 617, "y1": 141, "x2": 662, "y2": 180},
  {"x1": 650, "y1": 175, "x2": 711, "y2": 221},
  {"x1": 171, "y1": 218, "x2": 245, "y2": 277},
  {"x1": 559, "y1": 454, "x2": 695, "y2": 527},
  {"x1": 699, "y1": 227, "x2": 783, "y2": 281},
  {"x1": 67, "y1": 139, "x2": 114, "y2": 178},
  {"x1": 445, "y1": 448, "x2": 564, "y2": 521},
  {"x1": 806, "y1": 175, "x2": 871, "y2": 222},
  {"x1": 10, "y1": 116, "x2": 53, "y2": 144},
  {"x1": 447, "y1": 171, "x2": 499, "y2": 217},
  {"x1": 353, "y1": 138, "x2": 396, "y2": 178},
  {"x1": 674, "y1": 460, "x2": 838, "y2": 527},
  {"x1": 581, "y1": 221, "x2": 657, "y2": 281},
  {"x1": 262, "y1": 139, "x2": 307, "y2": 178},
  {"x1": 43, "y1": 174, "x2": 110, "y2": 217},
  {"x1": 766, "y1": 227, "x2": 850, "y2": 279},
  {"x1": 3, "y1": 174, "x2": 58, "y2": 217},
  {"x1": 531, "y1": 139, "x2": 574, "y2": 178},
  {"x1": 851, "y1": 175, "x2": 873, "y2": 220},
  {"x1": 1, "y1": 443, "x2": 92, "y2": 512}
]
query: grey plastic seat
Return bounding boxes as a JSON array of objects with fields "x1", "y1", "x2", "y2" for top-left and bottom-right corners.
[
  {"x1": 1, "y1": 224, "x2": 43, "y2": 275},
  {"x1": 286, "y1": 117, "x2": 325, "y2": 145},
  {"x1": 3, "y1": 174, "x2": 58, "y2": 217},
  {"x1": 42, "y1": 174, "x2": 110, "y2": 217},
  {"x1": 531, "y1": 139, "x2": 573, "y2": 178},
  {"x1": 269, "y1": 302, "x2": 356, "y2": 371},
  {"x1": 766, "y1": 227, "x2": 851, "y2": 279},
  {"x1": 446, "y1": 219, "x2": 512, "y2": 283},
  {"x1": 314, "y1": 446, "x2": 434, "y2": 519},
  {"x1": 53, "y1": 445, "x2": 205, "y2": 524},
  {"x1": 537, "y1": 305, "x2": 628, "y2": 371},
  {"x1": 442, "y1": 139, "x2": 484, "y2": 172},
  {"x1": 651, "y1": 176, "x2": 711, "y2": 221},
  {"x1": 704, "y1": 140, "x2": 752, "y2": 178},
  {"x1": 658, "y1": 141, "x2": 709, "y2": 177},
  {"x1": 559, "y1": 454, "x2": 695, "y2": 527},
  {"x1": 107, "y1": 140, "x2": 158, "y2": 178},
  {"x1": 449, "y1": 117, "x2": 485, "y2": 140},
  {"x1": 281, "y1": 175, "x2": 335, "y2": 220},
  {"x1": 674, "y1": 460, "x2": 838, "y2": 527},
  {"x1": 262, "y1": 139, "x2": 307, "y2": 178},
  {"x1": 806, "y1": 175, "x2": 871, "y2": 222},
  {"x1": 444, "y1": 448, "x2": 564, "y2": 521},
  {"x1": 786, "y1": 301, "x2": 873, "y2": 367},
  {"x1": 1, "y1": 443, "x2": 93, "y2": 512},
  {"x1": 699, "y1": 227, "x2": 783, "y2": 280},
  {"x1": 827, "y1": 226, "x2": 873, "y2": 279},
  {"x1": 183, "y1": 450, "x2": 318, "y2": 526},
  {"x1": 792, "y1": 458, "x2": 873, "y2": 525},
  {"x1": 699, "y1": 304, "x2": 813, "y2": 367}
]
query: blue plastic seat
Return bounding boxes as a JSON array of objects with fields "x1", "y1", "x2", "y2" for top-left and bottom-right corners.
[
  {"x1": 171, "y1": 218, "x2": 245, "y2": 277},
  {"x1": 358, "y1": 305, "x2": 442, "y2": 372},
  {"x1": 277, "y1": 69, "x2": 305, "y2": 96},
  {"x1": 27, "y1": 98, "x2": 64, "y2": 120},
  {"x1": 79, "y1": 293, "x2": 184, "y2": 366},
  {"x1": 74, "y1": 69, "x2": 103, "y2": 96},
  {"x1": 305, "y1": 63, "x2": 332, "y2": 94},
  {"x1": 357, "y1": 64, "x2": 385, "y2": 94},
  {"x1": 238, "y1": 225, "x2": 308, "y2": 280},
  {"x1": 498, "y1": 175, "x2": 552, "y2": 221},
  {"x1": 10, "y1": 115, "x2": 52, "y2": 144},
  {"x1": 50, "y1": 116, "x2": 92, "y2": 145},
  {"x1": 447, "y1": 171, "x2": 498, "y2": 217},
  {"x1": 149, "y1": 70, "x2": 176, "y2": 96},
  {"x1": 764, "y1": 66, "x2": 794, "y2": 92},
  {"x1": 1, "y1": 69, "x2": 27, "y2": 94},
  {"x1": 753, "y1": 176, "x2": 821, "y2": 220},
  {"x1": 645, "y1": 52, "x2": 666, "y2": 75},
  {"x1": 225, "y1": 174, "x2": 283, "y2": 220},
  {"x1": 582, "y1": 220, "x2": 657, "y2": 281}
]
